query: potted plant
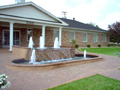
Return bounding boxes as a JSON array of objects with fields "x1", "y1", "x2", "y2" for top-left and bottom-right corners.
[
  {"x1": 71, "y1": 39, "x2": 76, "y2": 48},
  {"x1": 0, "y1": 74, "x2": 10, "y2": 90}
]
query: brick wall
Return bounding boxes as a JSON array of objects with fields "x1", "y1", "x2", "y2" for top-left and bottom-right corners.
[
  {"x1": 20, "y1": 28, "x2": 28, "y2": 46},
  {"x1": 0, "y1": 26, "x2": 109, "y2": 48},
  {"x1": 45, "y1": 30, "x2": 53, "y2": 47},
  {"x1": 61, "y1": 30, "x2": 109, "y2": 47}
]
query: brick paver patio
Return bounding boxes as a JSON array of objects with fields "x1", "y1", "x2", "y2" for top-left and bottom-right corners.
[{"x1": 0, "y1": 51, "x2": 120, "y2": 90}]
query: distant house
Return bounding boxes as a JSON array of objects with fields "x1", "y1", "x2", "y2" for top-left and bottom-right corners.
[{"x1": 0, "y1": 1, "x2": 109, "y2": 51}]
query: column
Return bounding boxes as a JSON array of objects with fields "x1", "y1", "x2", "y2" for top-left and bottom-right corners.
[
  {"x1": 42, "y1": 25, "x2": 46, "y2": 46},
  {"x1": 59, "y1": 27, "x2": 62, "y2": 46},
  {"x1": 9, "y1": 22, "x2": 14, "y2": 51}
]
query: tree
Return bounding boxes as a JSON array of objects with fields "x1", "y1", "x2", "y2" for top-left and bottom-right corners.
[
  {"x1": 108, "y1": 21, "x2": 120, "y2": 44},
  {"x1": 88, "y1": 22, "x2": 100, "y2": 28}
]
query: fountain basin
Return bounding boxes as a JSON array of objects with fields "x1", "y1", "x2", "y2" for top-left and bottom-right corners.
[
  {"x1": 7, "y1": 53, "x2": 103, "y2": 71},
  {"x1": 12, "y1": 46, "x2": 75, "y2": 61}
]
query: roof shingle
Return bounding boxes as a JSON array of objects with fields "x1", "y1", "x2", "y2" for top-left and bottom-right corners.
[{"x1": 60, "y1": 18, "x2": 107, "y2": 32}]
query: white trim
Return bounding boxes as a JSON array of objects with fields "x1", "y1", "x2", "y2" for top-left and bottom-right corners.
[
  {"x1": 0, "y1": 15, "x2": 66, "y2": 26},
  {"x1": 83, "y1": 33, "x2": 87, "y2": 42}
]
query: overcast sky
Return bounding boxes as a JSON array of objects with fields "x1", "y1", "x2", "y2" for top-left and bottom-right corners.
[{"x1": 0, "y1": 0, "x2": 120, "y2": 30}]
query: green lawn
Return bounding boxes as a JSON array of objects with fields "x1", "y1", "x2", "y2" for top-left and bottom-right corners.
[
  {"x1": 47, "y1": 74, "x2": 120, "y2": 90},
  {"x1": 80, "y1": 47, "x2": 120, "y2": 57}
]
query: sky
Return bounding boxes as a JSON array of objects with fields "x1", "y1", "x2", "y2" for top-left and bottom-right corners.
[{"x1": 0, "y1": 0, "x2": 120, "y2": 30}]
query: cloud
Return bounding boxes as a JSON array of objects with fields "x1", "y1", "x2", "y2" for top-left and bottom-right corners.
[
  {"x1": 0, "y1": 0, "x2": 14, "y2": 5},
  {"x1": 99, "y1": 12, "x2": 120, "y2": 30},
  {"x1": 0, "y1": 0, "x2": 120, "y2": 30}
]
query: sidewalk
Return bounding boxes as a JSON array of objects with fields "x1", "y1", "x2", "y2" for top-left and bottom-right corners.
[{"x1": 0, "y1": 52, "x2": 120, "y2": 90}]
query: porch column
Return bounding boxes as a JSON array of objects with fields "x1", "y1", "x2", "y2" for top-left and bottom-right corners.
[
  {"x1": 59, "y1": 27, "x2": 62, "y2": 46},
  {"x1": 9, "y1": 22, "x2": 14, "y2": 51},
  {"x1": 42, "y1": 25, "x2": 46, "y2": 46}
]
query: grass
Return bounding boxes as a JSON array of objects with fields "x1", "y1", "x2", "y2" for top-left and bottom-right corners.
[
  {"x1": 80, "y1": 47, "x2": 120, "y2": 57},
  {"x1": 47, "y1": 74, "x2": 120, "y2": 90},
  {"x1": 118, "y1": 68, "x2": 120, "y2": 70}
]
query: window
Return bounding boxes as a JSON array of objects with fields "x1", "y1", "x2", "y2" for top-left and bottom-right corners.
[
  {"x1": 103, "y1": 34, "x2": 106, "y2": 42},
  {"x1": 70, "y1": 32, "x2": 75, "y2": 41},
  {"x1": 27, "y1": 29, "x2": 32, "y2": 41},
  {"x1": 53, "y1": 30, "x2": 59, "y2": 41},
  {"x1": 94, "y1": 34, "x2": 98, "y2": 42},
  {"x1": 83, "y1": 33, "x2": 87, "y2": 42}
]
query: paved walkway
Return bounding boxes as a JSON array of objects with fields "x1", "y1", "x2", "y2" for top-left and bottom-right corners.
[{"x1": 0, "y1": 52, "x2": 120, "y2": 90}]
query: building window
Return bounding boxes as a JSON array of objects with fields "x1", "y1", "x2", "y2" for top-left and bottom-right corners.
[
  {"x1": 83, "y1": 33, "x2": 87, "y2": 42},
  {"x1": 94, "y1": 34, "x2": 98, "y2": 42},
  {"x1": 70, "y1": 32, "x2": 75, "y2": 41},
  {"x1": 27, "y1": 29, "x2": 32, "y2": 41},
  {"x1": 53, "y1": 30, "x2": 59, "y2": 41},
  {"x1": 103, "y1": 34, "x2": 106, "y2": 42}
]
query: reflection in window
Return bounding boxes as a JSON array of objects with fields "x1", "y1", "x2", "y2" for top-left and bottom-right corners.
[
  {"x1": 94, "y1": 34, "x2": 98, "y2": 42},
  {"x1": 103, "y1": 34, "x2": 106, "y2": 42},
  {"x1": 83, "y1": 33, "x2": 87, "y2": 42},
  {"x1": 70, "y1": 32, "x2": 75, "y2": 41}
]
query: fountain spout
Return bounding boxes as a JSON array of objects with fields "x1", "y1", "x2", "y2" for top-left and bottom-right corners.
[
  {"x1": 84, "y1": 50, "x2": 86, "y2": 59},
  {"x1": 39, "y1": 36, "x2": 44, "y2": 48},
  {"x1": 29, "y1": 50, "x2": 36, "y2": 64},
  {"x1": 28, "y1": 37, "x2": 34, "y2": 49},
  {"x1": 54, "y1": 37, "x2": 60, "y2": 48}
]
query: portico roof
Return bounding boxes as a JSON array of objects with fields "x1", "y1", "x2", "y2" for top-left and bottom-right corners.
[{"x1": 0, "y1": 2, "x2": 68, "y2": 27}]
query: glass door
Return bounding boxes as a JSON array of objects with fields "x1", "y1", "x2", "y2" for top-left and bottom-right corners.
[
  {"x1": 13, "y1": 31, "x2": 20, "y2": 45},
  {"x1": 3, "y1": 30, "x2": 20, "y2": 47}
]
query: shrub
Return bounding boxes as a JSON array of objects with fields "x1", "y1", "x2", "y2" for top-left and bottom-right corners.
[
  {"x1": 75, "y1": 44, "x2": 79, "y2": 49},
  {"x1": 98, "y1": 44, "x2": 101, "y2": 47},
  {"x1": 71, "y1": 39, "x2": 76, "y2": 45},
  {"x1": 87, "y1": 44, "x2": 91, "y2": 48},
  {"x1": 107, "y1": 44, "x2": 110, "y2": 47}
]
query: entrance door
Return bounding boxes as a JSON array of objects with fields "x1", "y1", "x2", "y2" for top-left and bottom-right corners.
[
  {"x1": 3, "y1": 30, "x2": 20, "y2": 47},
  {"x1": 13, "y1": 31, "x2": 20, "y2": 45}
]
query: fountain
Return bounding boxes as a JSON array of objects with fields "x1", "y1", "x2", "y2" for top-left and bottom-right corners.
[
  {"x1": 11, "y1": 36, "x2": 103, "y2": 71},
  {"x1": 28, "y1": 37, "x2": 34, "y2": 49},
  {"x1": 29, "y1": 50, "x2": 36, "y2": 64},
  {"x1": 84, "y1": 50, "x2": 86, "y2": 59},
  {"x1": 39, "y1": 36, "x2": 44, "y2": 48},
  {"x1": 54, "y1": 37, "x2": 60, "y2": 48}
]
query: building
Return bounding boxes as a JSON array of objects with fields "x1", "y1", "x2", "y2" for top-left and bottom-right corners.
[{"x1": 0, "y1": 1, "x2": 109, "y2": 51}]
